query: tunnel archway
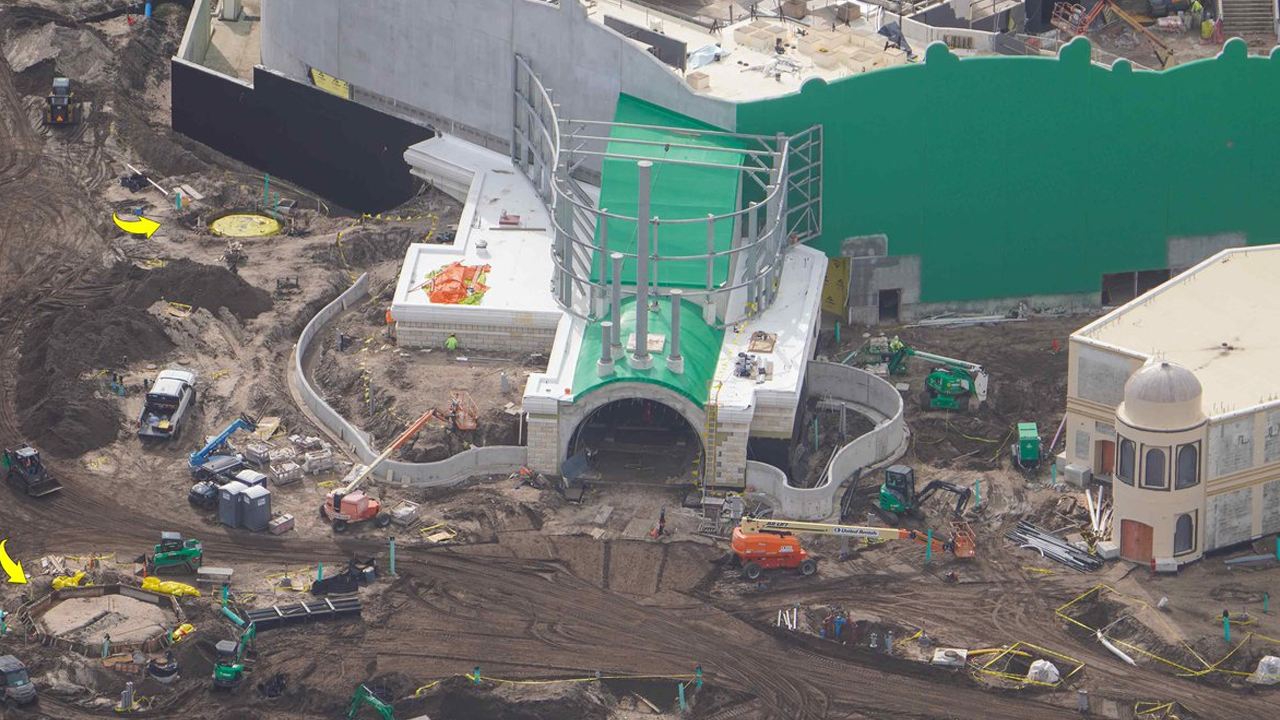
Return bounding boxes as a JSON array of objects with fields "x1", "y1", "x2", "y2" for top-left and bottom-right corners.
[{"x1": 565, "y1": 395, "x2": 703, "y2": 484}]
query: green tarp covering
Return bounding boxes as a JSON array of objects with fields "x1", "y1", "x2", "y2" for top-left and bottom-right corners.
[
  {"x1": 572, "y1": 297, "x2": 723, "y2": 406},
  {"x1": 594, "y1": 94, "x2": 744, "y2": 289}
]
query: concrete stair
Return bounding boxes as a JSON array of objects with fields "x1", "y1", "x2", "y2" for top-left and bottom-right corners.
[{"x1": 1222, "y1": 0, "x2": 1275, "y2": 35}]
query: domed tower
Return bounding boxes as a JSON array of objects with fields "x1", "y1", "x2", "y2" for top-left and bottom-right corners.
[{"x1": 1112, "y1": 361, "x2": 1208, "y2": 565}]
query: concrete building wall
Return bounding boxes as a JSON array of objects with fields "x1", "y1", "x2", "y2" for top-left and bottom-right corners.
[
  {"x1": 396, "y1": 320, "x2": 557, "y2": 354},
  {"x1": 260, "y1": 0, "x2": 735, "y2": 153},
  {"x1": 177, "y1": 0, "x2": 213, "y2": 63}
]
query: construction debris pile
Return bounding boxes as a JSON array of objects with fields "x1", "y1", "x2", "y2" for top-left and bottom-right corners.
[{"x1": 1006, "y1": 521, "x2": 1104, "y2": 572}]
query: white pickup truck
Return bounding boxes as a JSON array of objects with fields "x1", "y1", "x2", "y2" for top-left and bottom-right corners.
[{"x1": 137, "y1": 369, "x2": 196, "y2": 441}]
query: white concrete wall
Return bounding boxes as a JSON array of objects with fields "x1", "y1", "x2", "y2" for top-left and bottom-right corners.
[
  {"x1": 293, "y1": 274, "x2": 527, "y2": 485},
  {"x1": 177, "y1": 0, "x2": 214, "y2": 63},
  {"x1": 260, "y1": 0, "x2": 736, "y2": 151},
  {"x1": 747, "y1": 363, "x2": 907, "y2": 521}
]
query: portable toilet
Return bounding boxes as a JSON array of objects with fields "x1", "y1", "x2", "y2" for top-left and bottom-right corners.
[
  {"x1": 234, "y1": 469, "x2": 268, "y2": 488},
  {"x1": 219, "y1": 481, "x2": 248, "y2": 528},
  {"x1": 239, "y1": 485, "x2": 271, "y2": 532}
]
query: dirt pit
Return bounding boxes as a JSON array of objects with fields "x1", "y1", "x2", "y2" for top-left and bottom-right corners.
[
  {"x1": 407, "y1": 675, "x2": 698, "y2": 720},
  {"x1": 37, "y1": 593, "x2": 176, "y2": 644}
]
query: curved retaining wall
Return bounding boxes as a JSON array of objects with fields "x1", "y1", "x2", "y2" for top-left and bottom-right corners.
[
  {"x1": 293, "y1": 274, "x2": 527, "y2": 487},
  {"x1": 746, "y1": 362, "x2": 907, "y2": 520}
]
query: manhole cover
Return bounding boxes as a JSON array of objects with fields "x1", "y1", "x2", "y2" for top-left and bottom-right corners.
[{"x1": 210, "y1": 213, "x2": 281, "y2": 238}]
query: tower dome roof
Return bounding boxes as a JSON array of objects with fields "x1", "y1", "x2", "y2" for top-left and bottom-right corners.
[
  {"x1": 1124, "y1": 361, "x2": 1202, "y2": 404},
  {"x1": 1117, "y1": 360, "x2": 1205, "y2": 431}
]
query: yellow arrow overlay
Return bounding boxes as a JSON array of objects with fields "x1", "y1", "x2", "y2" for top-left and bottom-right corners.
[
  {"x1": 113, "y1": 212, "x2": 161, "y2": 238},
  {"x1": 0, "y1": 539, "x2": 27, "y2": 584}
]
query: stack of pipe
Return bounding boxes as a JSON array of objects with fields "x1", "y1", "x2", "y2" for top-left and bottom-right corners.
[{"x1": 1006, "y1": 521, "x2": 1104, "y2": 572}]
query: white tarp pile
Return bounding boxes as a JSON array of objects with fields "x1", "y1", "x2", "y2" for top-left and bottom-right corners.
[
  {"x1": 1026, "y1": 659, "x2": 1060, "y2": 684},
  {"x1": 1248, "y1": 655, "x2": 1280, "y2": 685}
]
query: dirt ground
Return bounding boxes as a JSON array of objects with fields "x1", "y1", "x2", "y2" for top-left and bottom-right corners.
[
  {"x1": 310, "y1": 294, "x2": 532, "y2": 462},
  {"x1": 2, "y1": 2, "x2": 1279, "y2": 720}
]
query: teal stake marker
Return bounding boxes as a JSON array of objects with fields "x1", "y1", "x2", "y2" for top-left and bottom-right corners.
[
  {"x1": 926, "y1": 529, "x2": 933, "y2": 564},
  {"x1": 318, "y1": 562, "x2": 323, "y2": 581},
  {"x1": 678, "y1": 682, "x2": 686, "y2": 710},
  {"x1": 389, "y1": 535, "x2": 396, "y2": 575},
  {"x1": 263, "y1": 173, "x2": 270, "y2": 208},
  {"x1": 835, "y1": 322, "x2": 841, "y2": 343},
  {"x1": 696, "y1": 665, "x2": 702, "y2": 689},
  {"x1": 176, "y1": 192, "x2": 182, "y2": 211},
  {"x1": 474, "y1": 666, "x2": 482, "y2": 685},
  {"x1": 1224, "y1": 611, "x2": 1231, "y2": 643},
  {"x1": 1051, "y1": 462, "x2": 1057, "y2": 486},
  {"x1": 975, "y1": 479, "x2": 981, "y2": 508}
]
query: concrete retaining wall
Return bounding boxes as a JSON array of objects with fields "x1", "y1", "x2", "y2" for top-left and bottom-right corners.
[
  {"x1": 293, "y1": 274, "x2": 527, "y2": 487},
  {"x1": 177, "y1": 0, "x2": 213, "y2": 63},
  {"x1": 747, "y1": 362, "x2": 906, "y2": 520}
]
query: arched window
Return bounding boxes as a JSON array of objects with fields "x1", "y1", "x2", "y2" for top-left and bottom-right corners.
[
  {"x1": 1174, "y1": 513, "x2": 1195, "y2": 555},
  {"x1": 1117, "y1": 438, "x2": 1135, "y2": 485},
  {"x1": 1142, "y1": 447, "x2": 1167, "y2": 489},
  {"x1": 1175, "y1": 444, "x2": 1199, "y2": 489}
]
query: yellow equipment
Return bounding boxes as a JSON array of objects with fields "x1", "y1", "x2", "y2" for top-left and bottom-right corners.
[
  {"x1": 142, "y1": 576, "x2": 202, "y2": 597},
  {"x1": 52, "y1": 571, "x2": 88, "y2": 589}
]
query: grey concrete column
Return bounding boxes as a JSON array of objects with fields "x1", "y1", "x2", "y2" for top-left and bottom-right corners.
[
  {"x1": 650, "y1": 218, "x2": 661, "y2": 310},
  {"x1": 632, "y1": 161, "x2": 653, "y2": 370},
  {"x1": 609, "y1": 252, "x2": 624, "y2": 359},
  {"x1": 667, "y1": 290, "x2": 684, "y2": 374},
  {"x1": 704, "y1": 213, "x2": 717, "y2": 325},
  {"x1": 746, "y1": 201, "x2": 760, "y2": 312},
  {"x1": 597, "y1": 321, "x2": 615, "y2": 376}
]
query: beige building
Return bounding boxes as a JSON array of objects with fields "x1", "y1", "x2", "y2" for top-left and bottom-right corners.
[{"x1": 1063, "y1": 245, "x2": 1280, "y2": 566}]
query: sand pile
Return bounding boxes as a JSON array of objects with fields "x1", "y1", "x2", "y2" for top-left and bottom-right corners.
[{"x1": 17, "y1": 261, "x2": 272, "y2": 456}]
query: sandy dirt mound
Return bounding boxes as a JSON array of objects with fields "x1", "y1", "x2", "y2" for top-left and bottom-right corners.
[
  {"x1": 16, "y1": 261, "x2": 269, "y2": 456},
  {"x1": 107, "y1": 258, "x2": 273, "y2": 320}
]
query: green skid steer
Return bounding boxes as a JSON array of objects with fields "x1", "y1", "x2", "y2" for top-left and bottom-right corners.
[{"x1": 144, "y1": 532, "x2": 203, "y2": 574}]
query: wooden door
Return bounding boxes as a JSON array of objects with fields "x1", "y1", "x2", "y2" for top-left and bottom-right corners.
[
  {"x1": 1120, "y1": 519, "x2": 1153, "y2": 563},
  {"x1": 1095, "y1": 440, "x2": 1115, "y2": 476}
]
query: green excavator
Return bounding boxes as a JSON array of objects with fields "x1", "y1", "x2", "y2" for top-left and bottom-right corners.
[
  {"x1": 212, "y1": 623, "x2": 256, "y2": 689},
  {"x1": 349, "y1": 684, "x2": 395, "y2": 719},
  {"x1": 887, "y1": 343, "x2": 988, "y2": 412},
  {"x1": 877, "y1": 465, "x2": 973, "y2": 525},
  {"x1": 144, "y1": 532, "x2": 203, "y2": 574}
]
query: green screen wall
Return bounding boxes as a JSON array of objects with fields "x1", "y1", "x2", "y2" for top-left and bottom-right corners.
[{"x1": 735, "y1": 39, "x2": 1280, "y2": 304}]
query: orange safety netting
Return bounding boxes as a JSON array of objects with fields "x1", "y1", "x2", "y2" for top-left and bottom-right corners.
[{"x1": 425, "y1": 261, "x2": 490, "y2": 305}]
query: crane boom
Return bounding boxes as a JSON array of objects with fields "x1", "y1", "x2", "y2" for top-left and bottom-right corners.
[
  {"x1": 341, "y1": 409, "x2": 436, "y2": 494},
  {"x1": 737, "y1": 516, "x2": 951, "y2": 551}
]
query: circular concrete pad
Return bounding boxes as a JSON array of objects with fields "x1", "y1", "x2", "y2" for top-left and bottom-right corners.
[
  {"x1": 209, "y1": 212, "x2": 281, "y2": 237},
  {"x1": 39, "y1": 594, "x2": 176, "y2": 643}
]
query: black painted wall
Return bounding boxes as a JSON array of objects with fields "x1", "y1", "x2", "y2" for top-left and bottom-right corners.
[{"x1": 171, "y1": 61, "x2": 434, "y2": 213}]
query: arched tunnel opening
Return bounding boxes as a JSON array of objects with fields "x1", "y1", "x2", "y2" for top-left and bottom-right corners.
[{"x1": 567, "y1": 398, "x2": 702, "y2": 484}]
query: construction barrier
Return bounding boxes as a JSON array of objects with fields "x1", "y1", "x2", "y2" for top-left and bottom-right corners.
[
  {"x1": 972, "y1": 641, "x2": 1085, "y2": 688},
  {"x1": 1055, "y1": 584, "x2": 1280, "y2": 678},
  {"x1": 291, "y1": 274, "x2": 528, "y2": 487}
]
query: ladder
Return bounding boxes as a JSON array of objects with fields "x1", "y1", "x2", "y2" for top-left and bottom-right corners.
[{"x1": 701, "y1": 381, "x2": 723, "y2": 496}]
